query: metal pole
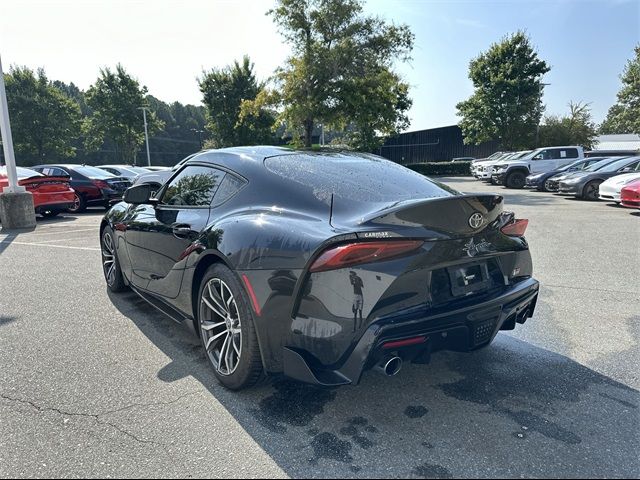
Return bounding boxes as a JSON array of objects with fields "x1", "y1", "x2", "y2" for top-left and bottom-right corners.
[
  {"x1": 320, "y1": 124, "x2": 325, "y2": 146},
  {"x1": 0, "y1": 54, "x2": 24, "y2": 193},
  {"x1": 536, "y1": 82, "x2": 551, "y2": 147},
  {"x1": 140, "y1": 107, "x2": 151, "y2": 166}
]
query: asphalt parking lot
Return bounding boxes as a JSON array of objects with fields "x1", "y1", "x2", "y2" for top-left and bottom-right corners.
[{"x1": 1, "y1": 177, "x2": 638, "y2": 479}]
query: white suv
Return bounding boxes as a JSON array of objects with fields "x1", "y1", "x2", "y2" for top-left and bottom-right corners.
[{"x1": 491, "y1": 146, "x2": 585, "y2": 188}]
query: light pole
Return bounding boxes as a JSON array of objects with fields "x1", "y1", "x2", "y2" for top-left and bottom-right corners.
[
  {"x1": 0, "y1": 53, "x2": 36, "y2": 229},
  {"x1": 139, "y1": 107, "x2": 151, "y2": 166},
  {"x1": 191, "y1": 128, "x2": 204, "y2": 149},
  {"x1": 0, "y1": 55, "x2": 22, "y2": 194},
  {"x1": 536, "y1": 82, "x2": 551, "y2": 147}
]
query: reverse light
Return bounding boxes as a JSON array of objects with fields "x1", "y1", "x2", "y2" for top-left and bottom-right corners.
[
  {"x1": 501, "y1": 218, "x2": 529, "y2": 237},
  {"x1": 309, "y1": 240, "x2": 423, "y2": 273}
]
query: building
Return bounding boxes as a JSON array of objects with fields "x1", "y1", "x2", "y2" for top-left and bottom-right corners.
[
  {"x1": 378, "y1": 125, "x2": 498, "y2": 165},
  {"x1": 592, "y1": 134, "x2": 640, "y2": 152}
]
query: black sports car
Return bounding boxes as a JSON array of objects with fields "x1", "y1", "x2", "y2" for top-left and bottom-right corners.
[{"x1": 100, "y1": 147, "x2": 539, "y2": 390}]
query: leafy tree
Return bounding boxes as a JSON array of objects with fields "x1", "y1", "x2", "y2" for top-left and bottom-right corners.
[
  {"x1": 198, "y1": 56, "x2": 274, "y2": 147},
  {"x1": 538, "y1": 101, "x2": 598, "y2": 149},
  {"x1": 457, "y1": 31, "x2": 550, "y2": 150},
  {"x1": 145, "y1": 95, "x2": 207, "y2": 164},
  {"x1": 265, "y1": 0, "x2": 414, "y2": 149},
  {"x1": 83, "y1": 64, "x2": 163, "y2": 163},
  {"x1": 3, "y1": 66, "x2": 81, "y2": 165},
  {"x1": 600, "y1": 45, "x2": 640, "y2": 134}
]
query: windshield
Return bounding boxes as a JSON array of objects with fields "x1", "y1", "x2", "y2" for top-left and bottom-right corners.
[
  {"x1": 0, "y1": 166, "x2": 44, "y2": 179},
  {"x1": 73, "y1": 166, "x2": 116, "y2": 179},
  {"x1": 513, "y1": 150, "x2": 533, "y2": 159},
  {"x1": 598, "y1": 157, "x2": 639, "y2": 173},
  {"x1": 584, "y1": 157, "x2": 626, "y2": 172},
  {"x1": 558, "y1": 158, "x2": 598, "y2": 172}
]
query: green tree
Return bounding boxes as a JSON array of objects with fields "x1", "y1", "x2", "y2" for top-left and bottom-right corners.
[
  {"x1": 266, "y1": 0, "x2": 414, "y2": 149},
  {"x1": 198, "y1": 56, "x2": 274, "y2": 147},
  {"x1": 600, "y1": 45, "x2": 640, "y2": 134},
  {"x1": 83, "y1": 64, "x2": 163, "y2": 163},
  {"x1": 538, "y1": 101, "x2": 598, "y2": 149},
  {"x1": 457, "y1": 31, "x2": 550, "y2": 150},
  {"x1": 4, "y1": 66, "x2": 81, "y2": 165}
]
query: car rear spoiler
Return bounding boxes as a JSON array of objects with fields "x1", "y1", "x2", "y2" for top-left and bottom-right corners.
[{"x1": 331, "y1": 194, "x2": 504, "y2": 238}]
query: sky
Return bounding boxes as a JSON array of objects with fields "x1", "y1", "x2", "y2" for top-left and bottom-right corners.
[{"x1": 0, "y1": 0, "x2": 638, "y2": 131}]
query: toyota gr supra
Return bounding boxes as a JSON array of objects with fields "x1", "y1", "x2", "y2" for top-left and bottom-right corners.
[{"x1": 100, "y1": 147, "x2": 540, "y2": 390}]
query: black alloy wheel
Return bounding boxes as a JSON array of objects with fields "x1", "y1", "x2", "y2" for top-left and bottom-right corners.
[
  {"x1": 506, "y1": 171, "x2": 527, "y2": 189},
  {"x1": 198, "y1": 264, "x2": 264, "y2": 390},
  {"x1": 101, "y1": 226, "x2": 127, "y2": 292}
]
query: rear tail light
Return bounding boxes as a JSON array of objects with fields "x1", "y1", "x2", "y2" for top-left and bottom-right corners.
[
  {"x1": 309, "y1": 240, "x2": 423, "y2": 273},
  {"x1": 93, "y1": 180, "x2": 111, "y2": 190},
  {"x1": 501, "y1": 218, "x2": 529, "y2": 237}
]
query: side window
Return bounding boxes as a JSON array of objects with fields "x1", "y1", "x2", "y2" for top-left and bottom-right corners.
[
  {"x1": 534, "y1": 150, "x2": 551, "y2": 160},
  {"x1": 212, "y1": 173, "x2": 247, "y2": 207},
  {"x1": 561, "y1": 149, "x2": 578, "y2": 159},
  {"x1": 51, "y1": 168, "x2": 68, "y2": 177},
  {"x1": 161, "y1": 165, "x2": 224, "y2": 207}
]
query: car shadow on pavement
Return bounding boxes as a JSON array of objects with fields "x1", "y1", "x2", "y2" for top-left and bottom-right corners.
[{"x1": 108, "y1": 290, "x2": 640, "y2": 479}]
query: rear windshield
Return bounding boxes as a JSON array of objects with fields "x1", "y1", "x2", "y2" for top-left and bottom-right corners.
[
  {"x1": 0, "y1": 166, "x2": 43, "y2": 179},
  {"x1": 73, "y1": 166, "x2": 116, "y2": 179},
  {"x1": 265, "y1": 153, "x2": 459, "y2": 203}
]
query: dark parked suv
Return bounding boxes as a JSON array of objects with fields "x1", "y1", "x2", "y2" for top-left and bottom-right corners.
[{"x1": 32, "y1": 164, "x2": 131, "y2": 213}]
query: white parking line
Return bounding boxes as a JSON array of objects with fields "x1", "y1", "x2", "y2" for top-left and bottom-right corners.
[
  {"x1": 24, "y1": 227, "x2": 100, "y2": 236},
  {"x1": 30, "y1": 236, "x2": 99, "y2": 245},
  {"x1": 7, "y1": 241, "x2": 100, "y2": 252}
]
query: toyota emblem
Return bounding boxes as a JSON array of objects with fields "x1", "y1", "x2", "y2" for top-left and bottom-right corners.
[{"x1": 468, "y1": 212, "x2": 484, "y2": 229}]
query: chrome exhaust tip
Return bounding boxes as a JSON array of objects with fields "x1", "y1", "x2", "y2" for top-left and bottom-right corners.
[{"x1": 376, "y1": 356, "x2": 402, "y2": 376}]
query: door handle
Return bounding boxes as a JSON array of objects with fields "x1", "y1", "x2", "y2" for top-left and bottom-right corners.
[{"x1": 172, "y1": 224, "x2": 192, "y2": 238}]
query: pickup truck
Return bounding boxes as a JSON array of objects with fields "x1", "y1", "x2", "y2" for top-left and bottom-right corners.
[{"x1": 490, "y1": 146, "x2": 585, "y2": 188}]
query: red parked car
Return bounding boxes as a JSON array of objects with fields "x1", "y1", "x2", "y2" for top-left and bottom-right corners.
[
  {"x1": 0, "y1": 166, "x2": 75, "y2": 217},
  {"x1": 620, "y1": 179, "x2": 640, "y2": 209}
]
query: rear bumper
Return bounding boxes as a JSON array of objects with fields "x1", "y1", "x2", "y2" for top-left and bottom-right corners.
[
  {"x1": 35, "y1": 201, "x2": 74, "y2": 213},
  {"x1": 283, "y1": 277, "x2": 540, "y2": 386},
  {"x1": 87, "y1": 191, "x2": 124, "y2": 206}
]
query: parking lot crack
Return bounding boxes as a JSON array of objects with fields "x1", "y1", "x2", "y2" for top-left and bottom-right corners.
[
  {"x1": 0, "y1": 391, "x2": 198, "y2": 448},
  {"x1": 98, "y1": 390, "x2": 201, "y2": 417}
]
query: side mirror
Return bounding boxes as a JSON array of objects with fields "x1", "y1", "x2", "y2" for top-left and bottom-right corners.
[{"x1": 123, "y1": 183, "x2": 154, "y2": 204}]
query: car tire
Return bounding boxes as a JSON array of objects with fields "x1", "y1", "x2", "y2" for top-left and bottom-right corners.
[
  {"x1": 506, "y1": 171, "x2": 527, "y2": 189},
  {"x1": 198, "y1": 264, "x2": 265, "y2": 391},
  {"x1": 100, "y1": 226, "x2": 127, "y2": 292},
  {"x1": 67, "y1": 193, "x2": 86, "y2": 213},
  {"x1": 582, "y1": 180, "x2": 601, "y2": 201},
  {"x1": 41, "y1": 210, "x2": 60, "y2": 218}
]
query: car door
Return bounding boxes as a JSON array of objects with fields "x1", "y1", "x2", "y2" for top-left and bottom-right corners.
[
  {"x1": 124, "y1": 164, "x2": 225, "y2": 299},
  {"x1": 529, "y1": 149, "x2": 556, "y2": 173}
]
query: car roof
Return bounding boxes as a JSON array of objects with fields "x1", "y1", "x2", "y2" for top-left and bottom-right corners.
[{"x1": 188, "y1": 146, "x2": 353, "y2": 177}]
